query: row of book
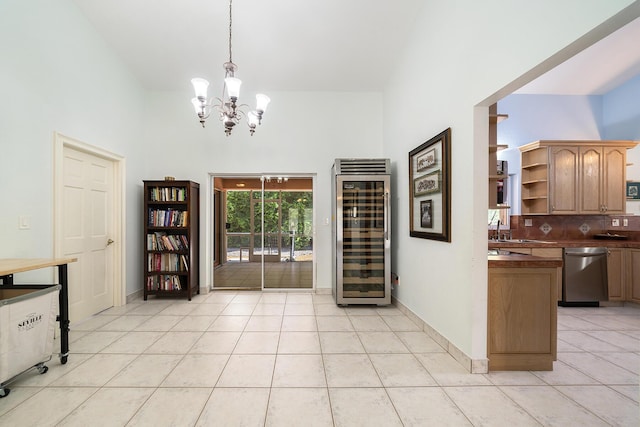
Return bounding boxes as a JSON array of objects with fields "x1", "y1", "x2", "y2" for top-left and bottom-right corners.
[
  {"x1": 147, "y1": 253, "x2": 189, "y2": 272},
  {"x1": 149, "y1": 187, "x2": 187, "y2": 202},
  {"x1": 147, "y1": 232, "x2": 189, "y2": 251},
  {"x1": 148, "y1": 208, "x2": 188, "y2": 227},
  {"x1": 146, "y1": 274, "x2": 183, "y2": 291}
]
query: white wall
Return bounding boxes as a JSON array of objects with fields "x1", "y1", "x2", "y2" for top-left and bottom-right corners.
[
  {"x1": 604, "y1": 74, "x2": 640, "y2": 214},
  {"x1": 0, "y1": 0, "x2": 384, "y2": 296},
  {"x1": 382, "y1": 0, "x2": 637, "y2": 361},
  {"x1": 0, "y1": 0, "x2": 146, "y2": 286},
  {"x1": 142, "y1": 90, "x2": 384, "y2": 291}
]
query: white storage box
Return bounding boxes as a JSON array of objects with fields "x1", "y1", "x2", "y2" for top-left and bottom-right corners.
[{"x1": 0, "y1": 285, "x2": 60, "y2": 391}]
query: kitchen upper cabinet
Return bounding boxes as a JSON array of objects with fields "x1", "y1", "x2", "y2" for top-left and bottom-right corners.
[
  {"x1": 520, "y1": 140, "x2": 637, "y2": 215},
  {"x1": 602, "y1": 146, "x2": 627, "y2": 214},
  {"x1": 549, "y1": 146, "x2": 579, "y2": 214},
  {"x1": 580, "y1": 146, "x2": 627, "y2": 214}
]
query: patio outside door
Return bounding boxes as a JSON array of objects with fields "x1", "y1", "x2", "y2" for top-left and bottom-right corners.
[
  {"x1": 212, "y1": 175, "x2": 313, "y2": 290},
  {"x1": 250, "y1": 191, "x2": 281, "y2": 263}
]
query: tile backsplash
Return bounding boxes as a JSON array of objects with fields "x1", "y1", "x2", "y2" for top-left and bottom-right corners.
[{"x1": 508, "y1": 215, "x2": 640, "y2": 241}]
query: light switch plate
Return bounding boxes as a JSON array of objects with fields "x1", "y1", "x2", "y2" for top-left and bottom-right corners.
[
  {"x1": 19, "y1": 215, "x2": 30, "y2": 230},
  {"x1": 524, "y1": 219, "x2": 533, "y2": 227},
  {"x1": 612, "y1": 219, "x2": 620, "y2": 227}
]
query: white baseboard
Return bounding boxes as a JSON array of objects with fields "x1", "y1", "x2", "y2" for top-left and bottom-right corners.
[{"x1": 392, "y1": 296, "x2": 488, "y2": 374}]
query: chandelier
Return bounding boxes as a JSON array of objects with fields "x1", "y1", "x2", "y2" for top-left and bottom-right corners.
[{"x1": 191, "y1": 0, "x2": 270, "y2": 136}]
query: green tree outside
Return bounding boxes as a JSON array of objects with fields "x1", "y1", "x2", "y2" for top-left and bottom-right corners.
[{"x1": 225, "y1": 190, "x2": 313, "y2": 250}]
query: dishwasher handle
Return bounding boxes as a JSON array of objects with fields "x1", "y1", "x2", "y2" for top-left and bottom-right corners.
[
  {"x1": 564, "y1": 247, "x2": 608, "y2": 257},
  {"x1": 565, "y1": 252, "x2": 606, "y2": 258}
]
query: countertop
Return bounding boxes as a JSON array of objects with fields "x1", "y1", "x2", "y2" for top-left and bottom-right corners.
[
  {"x1": 488, "y1": 239, "x2": 640, "y2": 249},
  {"x1": 488, "y1": 253, "x2": 563, "y2": 268},
  {"x1": 0, "y1": 258, "x2": 78, "y2": 276}
]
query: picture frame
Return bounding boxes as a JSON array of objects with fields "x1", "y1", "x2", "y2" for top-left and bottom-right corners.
[
  {"x1": 416, "y1": 147, "x2": 436, "y2": 172},
  {"x1": 413, "y1": 170, "x2": 440, "y2": 196},
  {"x1": 627, "y1": 181, "x2": 640, "y2": 200},
  {"x1": 420, "y1": 199, "x2": 433, "y2": 228},
  {"x1": 409, "y1": 128, "x2": 451, "y2": 242}
]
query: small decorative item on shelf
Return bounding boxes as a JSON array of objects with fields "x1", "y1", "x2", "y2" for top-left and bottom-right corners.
[{"x1": 164, "y1": 176, "x2": 175, "y2": 181}]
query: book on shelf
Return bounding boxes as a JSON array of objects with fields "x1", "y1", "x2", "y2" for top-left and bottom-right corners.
[
  {"x1": 146, "y1": 274, "x2": 182, "y2": 291},
  {"x1": 149, "y1": 187, "x2": 187, "y2": 202},
  {"x1": 147, "y1": 253, "x2": 189, "y2": 272},
  {"x1": 147, "y1": 232, "x2": 189, "y2": 251},
  {"x1": 147, "y1": 208, "x2": 188, "y2": 227}
]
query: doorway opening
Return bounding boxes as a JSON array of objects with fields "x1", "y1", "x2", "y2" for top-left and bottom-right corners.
[{"x1": 212, "y1": 175, "x2": 314, "y2": 290}]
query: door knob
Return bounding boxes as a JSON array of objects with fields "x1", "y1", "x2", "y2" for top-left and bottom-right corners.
[{"x1": 107, "y1": 238, "x2": 114, "y2": 246}]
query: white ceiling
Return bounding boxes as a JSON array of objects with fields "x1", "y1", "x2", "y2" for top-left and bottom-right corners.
[
  {"x1": 72, "y1": 0, "x2": 425, "y2": 92},
  {"x1": 72, "y1": 1, "x2": 640, "y2": 96},
  {"x1": 516, "y1": 16, "x2": 640, "y2": 95}
]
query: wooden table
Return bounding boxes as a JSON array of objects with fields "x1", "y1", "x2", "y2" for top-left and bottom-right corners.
[{"x1": 0, "y1": 258, "x2": 77, "y2": 364}]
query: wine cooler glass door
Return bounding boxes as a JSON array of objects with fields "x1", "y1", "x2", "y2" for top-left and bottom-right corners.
[{"x1": 336, "y1": 176, "x2": 390, "y2": 304}]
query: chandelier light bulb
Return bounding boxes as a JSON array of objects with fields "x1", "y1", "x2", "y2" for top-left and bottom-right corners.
[
  {"x1": 225, "y1": 77, "x2": 242, "y2": 99},
  {"x1": 247, "y1": 111, "x2": 259, "y2": 126},
  {"x1": 255, "y1": 94, "x2": 271, "y2": 113},
  {"x1": 191, "y1": 98, "x2": 202, "y2": 113},
  {"x1": 191, "y1": 78, "x2": 209, "y2": 99}
]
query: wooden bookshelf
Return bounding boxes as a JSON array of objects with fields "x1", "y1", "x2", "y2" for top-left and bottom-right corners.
[{"x1": 143, "y1": 180, "x2": 199, "y2": 300}]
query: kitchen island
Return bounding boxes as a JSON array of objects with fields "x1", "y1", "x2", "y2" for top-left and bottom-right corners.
[{"x1": 487, "y1": 252, "x2": 562, "y2": 371}]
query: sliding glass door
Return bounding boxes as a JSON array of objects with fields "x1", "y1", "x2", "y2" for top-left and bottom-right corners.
[{"x1": 213, "y1": 175, "x2": 314, "y2": 290}]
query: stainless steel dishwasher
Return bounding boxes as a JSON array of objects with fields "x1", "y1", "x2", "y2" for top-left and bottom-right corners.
[{"x1": 561, "y1": 247, "x2": 608, "y2": 306}]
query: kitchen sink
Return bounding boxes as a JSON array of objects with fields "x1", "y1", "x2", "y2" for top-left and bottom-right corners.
[{"x1": 488, "y1": 249, "x2": 512, "y2": 255}]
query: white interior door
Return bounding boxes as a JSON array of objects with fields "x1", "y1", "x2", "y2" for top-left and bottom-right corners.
[{"x1": 62, "y1": 146, "x2": 115, "y2": 322}]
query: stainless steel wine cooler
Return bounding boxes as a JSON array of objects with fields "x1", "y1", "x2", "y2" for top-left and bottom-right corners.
[{"x1": 332, "y1": 159, "x2": 391, "y2": 305}]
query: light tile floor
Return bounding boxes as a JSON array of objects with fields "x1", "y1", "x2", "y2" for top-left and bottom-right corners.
[
  {"x1": 214, "y1": 262, "x2": 313, "y2": 289},
  {"x1": 0, "y1": 292, "x2": 638, "y2": 426}
]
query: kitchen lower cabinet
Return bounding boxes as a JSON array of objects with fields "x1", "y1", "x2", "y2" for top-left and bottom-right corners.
[
  {"x1": 488, "y1": 266, "x2": 557, "y2": 371},
  {"x1": 531, "y1": 248, "x2": 563, "y2": 302},
  {"x1": 627, "y1": 249, "x2": 640, "y2": 304},
  {"x1": 607, "y1": 248, "x2": 625, "y2": 301},
  {"x1": 493, "y1": 247, "x2": 563, "y2": 301}
]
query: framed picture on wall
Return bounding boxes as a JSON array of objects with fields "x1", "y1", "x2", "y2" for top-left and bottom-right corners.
[
  {"x1": 627, "y1": 181, "x2": 640, "y2": 200},
  {"x1": 416, "y1": 147, "x2": 437, "y2": 172},
  {"x1": 413, "y1": 170, "x2": 440, "y2": 196},
  {"x1": 409, "y1": 128, "x2": 451, "y2": 242},
  {"x1": 420, "y1": 199, "x2": 433, "y2": 228}
]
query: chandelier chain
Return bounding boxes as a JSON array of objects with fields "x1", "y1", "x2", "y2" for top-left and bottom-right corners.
[{"x1": 228, "y1": 0, "x2": 233, "y2": 64}]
